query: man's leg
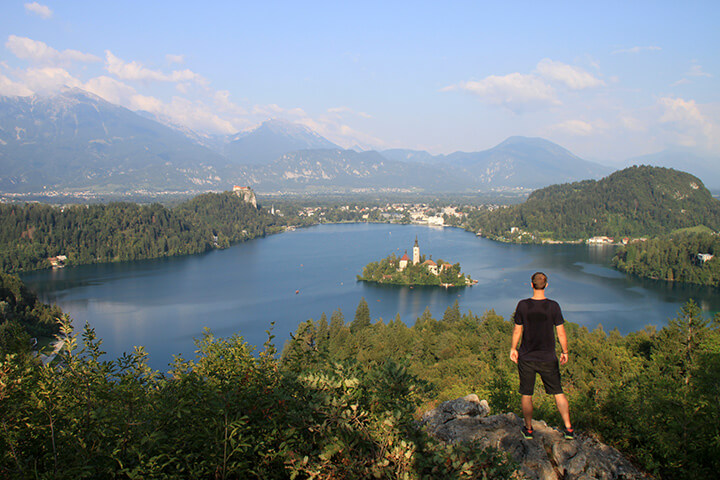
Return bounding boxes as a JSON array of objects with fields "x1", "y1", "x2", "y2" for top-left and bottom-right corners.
[
  {"x1": 554, "y1": 393, "x2": 571, "y2": 429},
  {"x1": 521, "y1": 394, "x2": 533, "y2": 429}
]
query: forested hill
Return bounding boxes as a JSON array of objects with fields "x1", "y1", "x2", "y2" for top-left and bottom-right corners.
[
  {"x1": 467, "y1": 165, "x2": 720, "y2": 241},
  {"x1": 0, "y1": 191, "x2": 281, "y2": 273}
]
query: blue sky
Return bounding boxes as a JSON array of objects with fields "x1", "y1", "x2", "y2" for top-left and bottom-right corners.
[{"x1": 1, "y1": 1, "x2": 718, "y2": 163}]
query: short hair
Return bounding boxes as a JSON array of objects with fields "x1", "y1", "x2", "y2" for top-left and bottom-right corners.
[{"x1": 531, "y1": 272, "x2": 547, "y2": 290}]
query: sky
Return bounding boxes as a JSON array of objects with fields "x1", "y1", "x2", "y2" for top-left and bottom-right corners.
[{"x1": 1, "y1": 1, "x2": 718, "y2": 164}]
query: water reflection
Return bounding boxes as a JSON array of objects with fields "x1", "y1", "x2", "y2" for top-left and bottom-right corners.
[{"x1": 21, "y1": 224, "x2": 719, "y2": 369}]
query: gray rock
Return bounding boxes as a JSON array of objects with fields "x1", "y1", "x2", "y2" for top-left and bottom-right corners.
[
  {"x1": 421, "y1": 396, "x2": 649, "y2": 480},
  {"x1": 420, "y1": 393, "x2": 490, "y2": 439}
]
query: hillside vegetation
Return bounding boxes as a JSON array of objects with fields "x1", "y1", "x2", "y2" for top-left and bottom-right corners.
[
  {"x1": 465, "y1": 166, "x2": 720, "y2": 242},
  {"x1": 0, "y1": 271, "x2": 61, "y2": 350},
  {"x1": 283, "y1": 299, "x2": 720, "y2": 479},
  {"x1": 1, "y1": 312, "x2": 518, "y2": 480},
  {"x1": 0, "y1": 192, "x2": 279, "y2": 273},
  {"x1": 613, "y1": 231, "x2": 720, "y2": 285},
  {"x1": 2, "y1": 291, "x2": 718, "y2": 479}
]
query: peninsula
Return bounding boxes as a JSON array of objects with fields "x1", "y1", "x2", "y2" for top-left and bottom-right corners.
[{"x1": 357, "y1": 237, "x2": 475, "y2": 287}]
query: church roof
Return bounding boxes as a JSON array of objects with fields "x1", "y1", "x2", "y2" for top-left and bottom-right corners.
[
  {"x1": 423, "y1": 259, "x2": 437, "y2": 266},
  {"x1": 400, "y1": 253, "x2": 410, "y2": 261}
]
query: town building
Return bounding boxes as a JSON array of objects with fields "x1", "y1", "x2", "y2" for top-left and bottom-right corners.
[
  {"x1": 48, "y1": 255, "x2": 67, "y2": 268},
  {"x1": 423, "y1": 258, "x2": 438, "y2": 275},
  {"x1": 399, "y1": 252, "x2": 410, "y2": 270},
  {"x1": 587, "y1": 236, "x2": 614, "y2": 245}
]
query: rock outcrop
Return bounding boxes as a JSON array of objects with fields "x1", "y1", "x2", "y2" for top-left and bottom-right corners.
[
  {"x1": 421, "y1": 395, "x2": 649, "y2": 480},
  {"x1": 232, "y1": 185, "x2": 258, "y2": 208}
]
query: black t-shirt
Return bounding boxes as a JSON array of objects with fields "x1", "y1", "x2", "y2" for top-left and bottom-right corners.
[{"x1": 514, "y1": 298, "x2": 564, "y2": 362}]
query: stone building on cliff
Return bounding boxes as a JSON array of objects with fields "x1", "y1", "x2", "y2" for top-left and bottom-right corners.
[{"x1": 232, "y1": 185, "x2": 257, "y2": 208}]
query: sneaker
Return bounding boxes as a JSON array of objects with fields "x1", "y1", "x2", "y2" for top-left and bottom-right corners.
[
  {"x1": 521, "y1": 425, "x2": 534, "y2": 439},
  {"x1": 563, "y1": 427, "x2": 575, "y2": 440}
]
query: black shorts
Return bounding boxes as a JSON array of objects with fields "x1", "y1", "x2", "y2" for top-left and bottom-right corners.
[{"x1": 517, "y1": 359, "x2": 563, "y2": 395}]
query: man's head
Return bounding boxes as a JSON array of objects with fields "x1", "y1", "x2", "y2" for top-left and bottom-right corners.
[{"x1": 531, "y1": 272, "x2": 547, "y2": 290}]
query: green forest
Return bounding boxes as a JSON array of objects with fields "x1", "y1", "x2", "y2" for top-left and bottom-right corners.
[
  {"x1": 613, "y1": 231, "x2": 720, "y2": 285},
  {"x1": 2, "y1": 288, "x2": 718, "y2": 479},
  {"x1": 282, "y1": 298, "x2": 720, "y2": 479},
  {"x1": 357, "y1": 253, "x2": 470, "y2": 287},
  {"x1": 463, "y1": 166, "x2": 720, "y2": 242},
  {"x1": 0, "y1": 271, "x2": 61, "y2": 348},
  {"x1": 2, "y1": 165, "x2": 720, "y2": 477},
  {"x1": 0, "y1": 192, "x2": 282, "y2": 273},
  {"x1": 1, "y1": 289, "x2": 519, "y2": 480}
]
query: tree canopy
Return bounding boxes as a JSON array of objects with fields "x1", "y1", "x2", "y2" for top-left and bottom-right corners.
[
  {"x1": 0, "y1": 192, "x2": 281, "y2": 273},
  {"x1": 613, "y1": 231, "x2": 720, "y2": 285},
  {"x1": 283, "y1": 298, "x2": 720, "y2": 479},
  {"x1": 464, "y1": 166, "x2": 720, "y2": 242}
]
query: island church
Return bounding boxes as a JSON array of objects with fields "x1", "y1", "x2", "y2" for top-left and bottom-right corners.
[{"x1": 398, "y1": 237, "x2": 449, "y2": 276}]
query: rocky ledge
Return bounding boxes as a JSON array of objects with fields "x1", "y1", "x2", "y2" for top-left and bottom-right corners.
[{"x1": 421, "y1": 395, "x2": 649, "y2": 480}]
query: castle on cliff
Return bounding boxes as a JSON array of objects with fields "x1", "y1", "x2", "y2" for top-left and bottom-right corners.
[{"x1": 232, "y1": 185, "x2": 257, "y2": 208}]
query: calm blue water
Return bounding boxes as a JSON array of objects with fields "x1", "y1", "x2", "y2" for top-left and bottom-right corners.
[{"x1": 21, "y1": 224, "x2": 720, "y2": 369}]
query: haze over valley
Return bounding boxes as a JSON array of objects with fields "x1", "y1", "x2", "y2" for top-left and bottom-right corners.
[
  {"x1": 3, "y1": 88, "x2": 720, "y2": 198},
  {"x1": 1, "y1": 2, "x2": 718, "y2": 198}
]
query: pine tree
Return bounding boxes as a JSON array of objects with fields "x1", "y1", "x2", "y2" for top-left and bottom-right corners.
[
  {"x1": 442, "y1": 300, "x2": 461, "y2": 323},
  {"x1": 350, "y1": 297, "x2": 371, "y2": 333}
]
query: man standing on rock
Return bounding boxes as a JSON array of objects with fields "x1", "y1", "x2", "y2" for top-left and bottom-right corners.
[{"x1": 509, "y1": 272, "x2": 574, "y2": 440}]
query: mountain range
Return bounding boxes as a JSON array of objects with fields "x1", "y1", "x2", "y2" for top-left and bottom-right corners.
[
  {"x1": 0, "y1": 88, "x2": 227, "y2": 193},
  {"x1": 382, "y1": 136, "x2": 611, "y2": 189},
  {"x1": 2, "y1": 88, "x2": 716, "y2": 195}
]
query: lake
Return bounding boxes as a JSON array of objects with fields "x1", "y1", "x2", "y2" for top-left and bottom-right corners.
[{"x1": 21, "y1": 223, "x2": 720, "y2": 369}]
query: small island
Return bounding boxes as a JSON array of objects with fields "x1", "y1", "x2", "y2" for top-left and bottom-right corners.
[{"x1": 357, "y1": 237, "x2": 476, "y2": 287}]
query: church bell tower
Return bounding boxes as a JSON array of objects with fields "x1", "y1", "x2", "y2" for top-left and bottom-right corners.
[{"x1": 413, "y1": 236, "x2": 420, "y2": 265}]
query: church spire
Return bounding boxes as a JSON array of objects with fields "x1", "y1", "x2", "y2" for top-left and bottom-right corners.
[{"x1": 413, "y1": 236, "x2": 420, "y2": 265}]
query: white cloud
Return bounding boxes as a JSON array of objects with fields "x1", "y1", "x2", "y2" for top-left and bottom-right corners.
[
  {"x1": 536, "y1": 59, "x2": 605, "y2": 90},
  {"x1": 687, "y1": 63, "x2": 712, "y2": 78},
  {"x1": 443, "y1": 73, "x2": 559, "y2": 112},
  {"x1": 612, "y1": 46, "x2": 662, "y2": 54},
  {"x1": 83, "y1": 75, "x2": 137, "y2": 105},
  {"x1": 162, "y1": 97, "x2": 237, "y2": 134},
  {"x1": 83, "y1": 74, "x2": 237, "y2": 134},
  {"x1": 24, "y1": 2, "x2": 52, "y2": 19},
  {"x1": 619, "y1": 115, "x2": 647, "y2": 132},
  {"x1": 6, "y1": 36, "x2": 101, "y2": 65},
  {"x1": 166, "y1": 54, "x2": 185, "y2": 65},
  {"x1": 327, "y1": 106, "x2": 372, "y2": 118},
  {"x1": 2, "y1": 36, "x2": 383, "y2": 146},
  {"x1": 21, "y1": 67, "x2": 82, "y2": 93},
  {"x1": 84, "y1": 77, "x2": 165, "y2": 116},
  {"x1": 0, "y1": 73, "x2": 34, "y2": 96},
  {"x1": 129, "y1": 94, "x2": 165, "y2": 113},
  {"x1": 550, "y1": 119, "x2": 594, "y2": 136},
  {"x1": 671, "y1": 62, "x2": 712, "y2": 88},
  {"x1": 105, "y1": 51, "x2": 207, "y2": 85},
  {"x1": 212, "y1": 90, "x2": 248, "y2": 116},
  {"x1": 251, "y1": 103, "x2": 307, "y2": 119},
  {"x1": 301, "y1": 115, "x2": 386, "y2": 150},
  {"x1": 658, "y1": 96, "x2": 716, "y2": 148}
]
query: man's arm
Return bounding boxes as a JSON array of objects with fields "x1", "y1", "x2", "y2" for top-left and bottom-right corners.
[
  {"x1": 510, "y1": 324, "x2": 523, "y2": 363},
  {"x1": 556, "y1": 324, "x2": 569, "y2": 365}
]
